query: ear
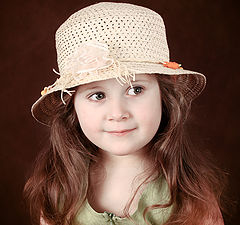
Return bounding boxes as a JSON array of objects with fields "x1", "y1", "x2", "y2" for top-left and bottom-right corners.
[
  {"x1": 40, "y1": 211, "x2": 51, "y2": 225},
  {"x1": 40, "y1": 216, "x2": 51, "y2": 225}
]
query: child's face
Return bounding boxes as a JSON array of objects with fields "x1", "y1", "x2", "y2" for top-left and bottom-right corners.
[{"x1": 74, "y1": 74, "x2": 162, "y2": 156}]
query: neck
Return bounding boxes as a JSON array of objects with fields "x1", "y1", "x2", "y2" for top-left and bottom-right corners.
[
  {"x1": 90, "y1": 146, "x2": 154, "y2": 182},
  {"x1": 102, "y1": 151, "x2": 148, "y2": 170}
]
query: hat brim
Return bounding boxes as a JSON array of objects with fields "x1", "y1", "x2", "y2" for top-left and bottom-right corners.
[{"x1": 31, "y1": 61, "x2": 206, "y2": 126}]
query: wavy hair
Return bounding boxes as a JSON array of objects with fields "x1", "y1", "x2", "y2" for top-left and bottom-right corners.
[{"x1": 23, "y1": 74, "x2": 225, "y2": 225}]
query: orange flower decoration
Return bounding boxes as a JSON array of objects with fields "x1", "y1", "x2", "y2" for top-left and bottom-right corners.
[
  {"x1": 163, "y1": 61, "x2": 182, "y2": 69},
  {"x1": 41, "y1": 87, "x2": 48, "y2": 96}
]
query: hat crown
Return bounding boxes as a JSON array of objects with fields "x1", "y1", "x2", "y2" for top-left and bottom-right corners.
[{"x1": 55, "y1": 2, "x2": 169, "y2": 75}]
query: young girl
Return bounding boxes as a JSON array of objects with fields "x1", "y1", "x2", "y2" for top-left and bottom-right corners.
[{"x1": 24, "y1": 2, "x2": 225, "y2": 225}]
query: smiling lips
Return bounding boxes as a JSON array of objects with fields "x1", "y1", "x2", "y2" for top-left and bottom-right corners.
[{"x1": 107, "y1": 128, "x2": 136, "y2": 136}]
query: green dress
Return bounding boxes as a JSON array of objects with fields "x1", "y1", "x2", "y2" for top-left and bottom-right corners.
[{"x1": 75, "y1": 176, "x2": 173, "y2": 225}]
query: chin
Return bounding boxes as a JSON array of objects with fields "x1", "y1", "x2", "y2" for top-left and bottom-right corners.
[
  {"x1": 110, "y1": 151, "x2": 135, "y2": 156},
  {"x1": 101, "y1": 145, "x2": 145, "y2": 157}
]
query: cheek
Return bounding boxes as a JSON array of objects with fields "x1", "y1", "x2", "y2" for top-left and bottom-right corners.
[
  {"x1": 75, "y1": 103, "x2": 99, "y2": 135},
  {"x1": 142, "y1": 107, "x2": 162, "y2": 129},
  {"x1": 136, "y1": 93, "x2": 162, "y2": 131},
  {"x1": 80, "y1": 112, "x2": 96, "y2": 131}
]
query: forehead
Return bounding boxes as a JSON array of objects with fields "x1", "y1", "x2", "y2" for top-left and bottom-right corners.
[{"x1": 78, "y1": 73, "x2": 156, "y2": 89}]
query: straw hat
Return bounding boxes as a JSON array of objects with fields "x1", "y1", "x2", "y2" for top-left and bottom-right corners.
[{"x1": 31, "y1": 2, "x2": 206, "y2": 125}]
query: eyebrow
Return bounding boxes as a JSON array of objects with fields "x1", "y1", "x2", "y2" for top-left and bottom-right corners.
[
  {"x1": 81, "y1": 79, "x2": 150, "y2": 92},
  {"x1": 82, "y1": 85, "x2": 106, "y2": 91}
]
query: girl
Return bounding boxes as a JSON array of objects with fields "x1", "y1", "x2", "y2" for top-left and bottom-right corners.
[{"x1": 24, "y1": 2, "x2": 225, "y2": 225}]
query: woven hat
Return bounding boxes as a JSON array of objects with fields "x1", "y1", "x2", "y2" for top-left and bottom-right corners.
[{"x1": 31, "y1": 2, "x2": 206, "y2": 125}]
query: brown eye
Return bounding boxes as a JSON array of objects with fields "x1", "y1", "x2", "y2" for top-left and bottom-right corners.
[
  {"x1": 128, "y1": 86, "x2": 143, "y2": 95},
  {"x1": 89, "y1": 92, "x2": 105, "y2": 101}
]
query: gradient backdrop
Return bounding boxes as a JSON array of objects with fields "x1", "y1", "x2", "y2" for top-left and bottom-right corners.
[{"x1": 1, "y1": 0, "x2": 239, "y2": 224}]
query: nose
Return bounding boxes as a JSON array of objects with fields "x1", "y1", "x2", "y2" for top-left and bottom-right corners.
[{"x1": 106, "y1": 98, "x2": 130, "y2": 122}]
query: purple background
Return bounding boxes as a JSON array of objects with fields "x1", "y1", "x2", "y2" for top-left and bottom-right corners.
[{"x1": 1, "y1": 0, "x2": 239, "y2": 224}]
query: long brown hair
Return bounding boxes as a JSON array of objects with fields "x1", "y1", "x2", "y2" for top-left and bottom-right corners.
[{"x1": 23, "y1": 74, "x2": 225, "y2": 225}]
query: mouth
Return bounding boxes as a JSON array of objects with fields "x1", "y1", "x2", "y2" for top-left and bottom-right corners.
[{"x1": 107, "y1": 128, "x2": 136, "y2": 136}]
